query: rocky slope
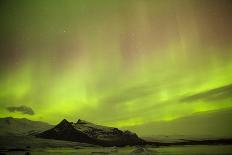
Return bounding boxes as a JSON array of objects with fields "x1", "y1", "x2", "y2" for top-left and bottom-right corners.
[{"x1": 37, "y1": 119, "x2": 145, "y2": 146}]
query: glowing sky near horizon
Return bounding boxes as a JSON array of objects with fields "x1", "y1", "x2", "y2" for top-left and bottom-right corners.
[{"x1": 0, "y1": 0, "x2": 232, "y2": 128}]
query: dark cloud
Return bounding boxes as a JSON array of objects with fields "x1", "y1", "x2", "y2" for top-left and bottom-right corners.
[
  {"x1": 180, "y1": 84, "x2": 232, "y2": 103},
  {"x1": 6, "y1": 105, "x2": 35, "y2": 115}
]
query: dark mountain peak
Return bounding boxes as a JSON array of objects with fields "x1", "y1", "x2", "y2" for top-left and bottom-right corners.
[
  {"x1": 76, "y1": 119, "x2": 90, "y2": 124},
  {"x1": 60, "y1": 119, "x2": 70, "y2": 124},
  {"x1": 36, "y1": 118, "x2": 95, "y2": 144},
  {"x1": 37, "y1": 118, "x2": 145, "y2": 146},
  {"x1": 55, "y1": 119, "x2": 73, "y2": 129}
]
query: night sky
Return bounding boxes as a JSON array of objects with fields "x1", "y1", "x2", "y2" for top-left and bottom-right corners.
[{"x1": 0, "y1": 0, "x2": 232, "y2": 135}]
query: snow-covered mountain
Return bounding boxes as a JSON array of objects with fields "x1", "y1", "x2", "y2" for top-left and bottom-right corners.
[
  {"x1": 37, "y1": 119, "x2": 145, "y2": 146},
  {"x1": 0, "y1": 117, "x2": 53, "y2": 136}
]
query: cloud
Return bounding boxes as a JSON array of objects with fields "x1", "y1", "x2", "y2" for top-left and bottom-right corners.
[
  {"x1": 180, "y1": 84, "x2": 232, "y2": 103},
  {"x1": 6, "y1": 105, "x2": 35, "y2": 115}
]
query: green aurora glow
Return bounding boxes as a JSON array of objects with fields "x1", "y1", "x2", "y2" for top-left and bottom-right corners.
[{"x1": 0, "y1": 0, "x2": 232, "y2": 132}]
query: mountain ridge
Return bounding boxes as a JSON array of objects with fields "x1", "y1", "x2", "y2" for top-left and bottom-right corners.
[
  {"x1": 0, "y1": 117, "x2": 53, "y2": 136},
  {"x1": 36, "y1": 118, "x2": 145, "y2": 146},
  {"x1": 124, "y1": 108, "x2": 232, "y2": 138}
]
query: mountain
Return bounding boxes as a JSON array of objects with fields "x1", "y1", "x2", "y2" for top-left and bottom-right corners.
[
  {"x1": 0, "y1": 117, "x2": 53, "y2": 136},
  {"x1": 74, "y1": 119, "x2": 144, "y2": 146},
  {"x1": 37, "y1": 119, "x2": 145, "y2": 146},
  {"x1": 36, "y1": 119, "x2": 96, "y2": 144}
]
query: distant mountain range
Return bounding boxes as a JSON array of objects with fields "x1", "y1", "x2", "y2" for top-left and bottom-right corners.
[
  {"x1": 0, "y1": 117, "x2": 53, "y2": 136},
  {"x1": 0, "y1": 117, "x2": 145, "y2": 146},
  {"x1": 125, "y1": 108, "x2": 232, "y2": 138},
  {"x1": 36, "y1": 119, "x2": 145, "y2": 146},
  {"x1": 1, "y1": 116, "x2": 232, "y2": 147}
]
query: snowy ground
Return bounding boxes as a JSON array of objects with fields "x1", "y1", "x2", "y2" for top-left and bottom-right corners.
[{"x1": 1, "y1": 136, "x2": 232, "y2": 155}]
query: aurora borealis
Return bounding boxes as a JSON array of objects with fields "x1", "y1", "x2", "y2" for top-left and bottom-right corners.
[{"x1": 0, "y1": 0, "x2": 232, "y2": 134}]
